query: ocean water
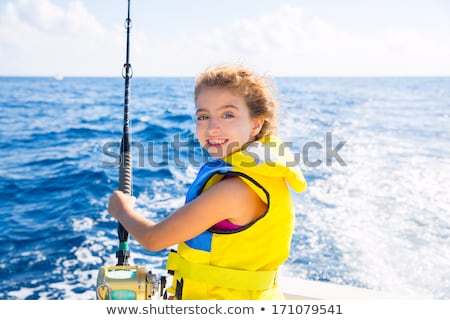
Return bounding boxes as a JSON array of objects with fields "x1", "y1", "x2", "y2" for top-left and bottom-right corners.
[{"x1": 0, "y1": 76, "x2": 449, "y2": 299}]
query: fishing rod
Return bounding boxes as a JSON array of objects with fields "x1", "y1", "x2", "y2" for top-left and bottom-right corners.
[
  {"x1": 117, "y1": 0, "x2": 133, "y2": 267},
  {"x1": 96, "y1": 0, "x2": 166, "y2": 300}
]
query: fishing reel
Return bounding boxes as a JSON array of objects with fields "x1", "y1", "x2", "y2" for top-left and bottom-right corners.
[{"x1": 96, "y1": 265, "x2": 167, "y2": 300}]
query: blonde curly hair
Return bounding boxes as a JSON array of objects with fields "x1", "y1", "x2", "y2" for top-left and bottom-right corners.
[{"x1": 194, "y1": 65, "x2": 278, "y2": 140}]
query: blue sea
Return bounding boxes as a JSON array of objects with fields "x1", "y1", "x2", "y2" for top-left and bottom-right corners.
[{"x1": 1, "y1": 76, "x2": 449, "y2": 299}]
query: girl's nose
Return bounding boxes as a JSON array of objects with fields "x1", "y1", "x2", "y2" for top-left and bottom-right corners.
[{"x1": 207, "y1": 117, "x2": 220, "y2": 134}]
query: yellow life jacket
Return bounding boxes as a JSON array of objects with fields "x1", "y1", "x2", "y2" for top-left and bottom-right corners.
[{"x1": 165, "y1": 136, "x2": 307, "y2": 299}]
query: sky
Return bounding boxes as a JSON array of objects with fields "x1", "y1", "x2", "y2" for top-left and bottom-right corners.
[{"x1": 0, "y1": 0, "x2": 449, "y2": 77}]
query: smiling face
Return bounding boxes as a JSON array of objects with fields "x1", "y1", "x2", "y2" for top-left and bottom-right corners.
[{"x1": 195, "y1": 87, "x2": 263, "y2": 158}]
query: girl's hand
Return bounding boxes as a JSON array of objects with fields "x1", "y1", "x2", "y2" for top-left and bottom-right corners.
[{"x1": 108, "y1": 190, "x2": 136, "y2": 219}]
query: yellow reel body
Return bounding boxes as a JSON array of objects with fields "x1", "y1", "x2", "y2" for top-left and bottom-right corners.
[{"x1": 96, "y1": 265, "x2": 163, "y2": 300}]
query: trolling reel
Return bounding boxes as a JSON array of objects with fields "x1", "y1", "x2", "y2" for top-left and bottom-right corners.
[
  {"x1": 96, "y1": 265, "x2": 167, "y2": 300},
  {"x1": 96, "y1": 239, "x2": 168, "y2": 300}
]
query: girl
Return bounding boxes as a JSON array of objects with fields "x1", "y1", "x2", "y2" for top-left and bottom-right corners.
[{"x1": 108, "y1": 65, "x2": 307, "y2": 299}]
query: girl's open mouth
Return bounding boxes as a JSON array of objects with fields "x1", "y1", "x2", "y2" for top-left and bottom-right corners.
[{"x1": 206, "y1": 138, "x2": 228, "y2": 148}]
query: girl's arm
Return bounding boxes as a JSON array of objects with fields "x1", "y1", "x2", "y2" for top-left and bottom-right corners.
[{"x1": 108, "y1": 176, "x2": 266, "y2": 251}]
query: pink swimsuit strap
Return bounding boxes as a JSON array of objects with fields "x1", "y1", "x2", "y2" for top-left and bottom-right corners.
[{"x1": 213, "y1": 219, "x2": 242, "y2": 231}]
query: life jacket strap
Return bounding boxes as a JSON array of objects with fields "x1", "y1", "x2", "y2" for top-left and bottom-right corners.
[{"x1": 166, "y1": 251, "x2": 278, "y2": 291}]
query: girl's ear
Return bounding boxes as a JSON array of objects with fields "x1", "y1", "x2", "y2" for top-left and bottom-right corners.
[{"x1": 251, "y1": 116, "x2": 265, "y2": 137}]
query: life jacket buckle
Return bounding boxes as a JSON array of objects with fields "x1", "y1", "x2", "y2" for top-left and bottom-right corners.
[{"x1": 175, "y1": 278, "x2": 184, "y2": 300}]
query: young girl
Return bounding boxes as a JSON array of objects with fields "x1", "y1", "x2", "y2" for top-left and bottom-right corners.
[{"x1": 108, "y1": 65, "x2": 307, "y2": 299}]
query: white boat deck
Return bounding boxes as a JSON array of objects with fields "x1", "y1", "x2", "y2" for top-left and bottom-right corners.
[{"x1": 279, "y1": 276, "x2": 401, "y2": 300}]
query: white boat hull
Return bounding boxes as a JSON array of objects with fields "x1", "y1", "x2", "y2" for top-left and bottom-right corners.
[{"x1": 279, "y1": 276, "x2": 399, "y2": 299}]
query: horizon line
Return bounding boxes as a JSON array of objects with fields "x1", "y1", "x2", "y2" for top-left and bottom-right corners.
[{"x1": 1, "y1": 74, "x2": 450, "y2": 79}]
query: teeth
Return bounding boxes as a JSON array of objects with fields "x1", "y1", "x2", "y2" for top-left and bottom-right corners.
[{"x1": 209, "y1": 139, "x2": 225, "y2": 145}]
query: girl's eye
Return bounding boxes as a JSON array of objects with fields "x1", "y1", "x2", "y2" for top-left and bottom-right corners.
[
  {"x1": 223, "y1": 113, "x2": 234, "y2": 119},
  {"x1": 197, "y1": 115, "x2": 208, "y2": 121}
]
